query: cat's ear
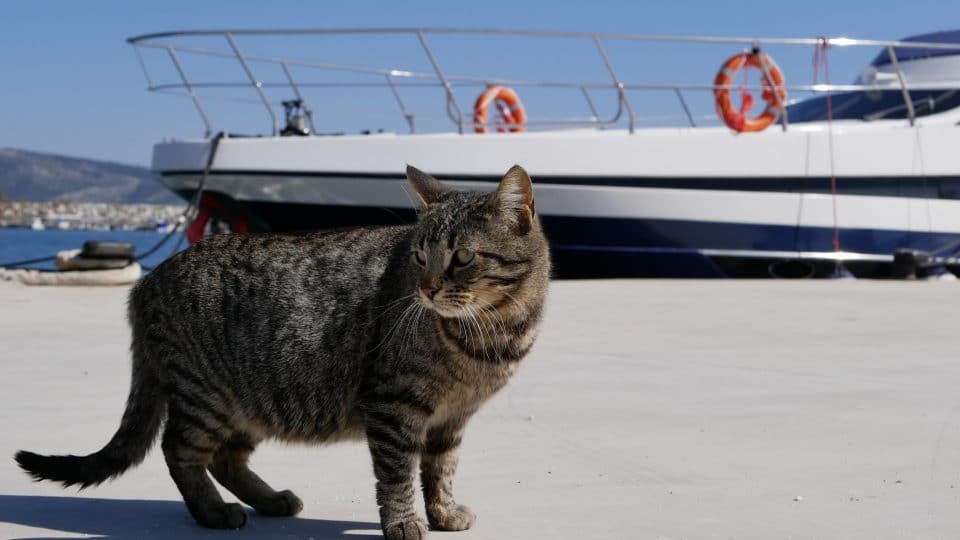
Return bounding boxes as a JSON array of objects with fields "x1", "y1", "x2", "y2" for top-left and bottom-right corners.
[
  {"x1": 488, "y1": 164, "x2": 535, "y2": 234},
  {"x1": 406, "y1": 165, "x2": 451, "y2": 208}
]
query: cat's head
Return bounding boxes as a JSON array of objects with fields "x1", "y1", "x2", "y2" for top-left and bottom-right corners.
[{"x1": 405, "y1": 165, "x2": 550, "y2": 318}]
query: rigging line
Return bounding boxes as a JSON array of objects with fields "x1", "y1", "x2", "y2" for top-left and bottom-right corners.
[
  {"x1": 793, "y1": 133, "x2": 811, "y2": 257},
  {"x1": 0, "y1": 254, "x2": 58, "y2": 268},
  {"x1": 912, "y1": 121, "x2": 934, "y2": 240},
  {"x1": 138, "y1": 131, "x2": 225, "y2": 271},
  {"x1": 815, "y1": 38, "x2": 841, "y2": 253},
  {"x1": 0, "y1": 132, "x2": 225, "y2": 272},
  {"x1": 136, "y1": 131, "x2": 225, "y2": 262}
]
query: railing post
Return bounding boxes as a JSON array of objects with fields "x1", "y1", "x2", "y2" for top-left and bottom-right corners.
[
  {"x1": 886, "y1": 45, "x2": 916, "y2": 126},
  {"x1": 417, "y1": 31, "x2": 465, "y2": 134},
  {"x1": 580, "y1": 87, "x2": 601, "y2": 123},
  {"x1": 673, "y1": 88, "x2": 696, "y2": 127},
  {"x1": 386, "y1": 73, "x2": 415, "y2": 133},
  {"x1": 225, "y1": 32, "x2": 279, "y2": 135},
  {"x1": 165, "y1": 46, "x2": 212, "y2": 138},
  {"x1": 280, "y1": 62, "x2": 316, "y2": 134},
  {"x1": 593, "y1": 36, "x2": 636, "y2": 133},
  {"x1": 132, "y1": 45, "x2": 156, "y2": 89}
]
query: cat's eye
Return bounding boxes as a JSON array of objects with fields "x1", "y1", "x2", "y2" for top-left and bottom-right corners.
[
  {"x1": 412, "y1": 250, "x2": 426, "y2": 266},
  {"x1": 453, "y1": 248, "x2": 475, "y2": 267}
]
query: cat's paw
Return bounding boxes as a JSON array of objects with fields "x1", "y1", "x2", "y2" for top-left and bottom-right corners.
[
  {"x1": 427, "y1": 503, "x2": 476, "y2": 531},
  {"x1": 256, "y1": 489, "x2": 303, "y2": 517},
  {"x1": 383, "y1": 517, "x2": 429, "y2": 540},
  {"x1": 194, "y1": 502, "x2": 248, "y2": 529}
]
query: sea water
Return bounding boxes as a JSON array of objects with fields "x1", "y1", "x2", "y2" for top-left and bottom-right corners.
[{"x1": 0, "y1": 228, "x2": 187, "y2": 271}]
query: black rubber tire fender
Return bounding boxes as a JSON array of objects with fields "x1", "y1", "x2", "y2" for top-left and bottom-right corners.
[{"x1": 80, "y1": 241, "x2": 135, "y2": 261}]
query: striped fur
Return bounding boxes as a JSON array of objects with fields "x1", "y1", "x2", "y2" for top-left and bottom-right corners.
[{"x1": 14, "y1": 165, "x2": 549, "y2": 539}]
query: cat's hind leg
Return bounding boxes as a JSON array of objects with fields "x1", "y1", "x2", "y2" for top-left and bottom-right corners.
[
  {"x1": 208, "y1": 431, "x2": 303, "y2": 517},
  {"x1": 161, "y1": 402, "x2": 247, "y2": 529}
]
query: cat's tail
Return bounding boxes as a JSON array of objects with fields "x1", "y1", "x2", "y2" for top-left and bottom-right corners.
[{"x1": 15, "y1": 344, "x2": 166, "y2": 489}]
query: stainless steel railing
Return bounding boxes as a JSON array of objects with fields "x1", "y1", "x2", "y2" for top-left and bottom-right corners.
[{"x1": 127, "y1": 28, "x2": 960, "y2": 137}]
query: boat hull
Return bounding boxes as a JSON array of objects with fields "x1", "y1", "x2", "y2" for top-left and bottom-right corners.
[
  {"x1": 154, "y1": 127, "x2": 960, "y2": 278},
  {"x1": 160, "y1": 171, "x2": 960, "y2": 278}
]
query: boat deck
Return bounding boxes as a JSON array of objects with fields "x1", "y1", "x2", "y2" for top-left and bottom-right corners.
[{"x1": 1, "y1": 279, "x2": 959, "y2": 538}]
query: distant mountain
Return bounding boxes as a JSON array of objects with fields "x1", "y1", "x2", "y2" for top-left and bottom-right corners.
[{"x1": 0, "y1": 148, "x2": 181, "y2": 204}]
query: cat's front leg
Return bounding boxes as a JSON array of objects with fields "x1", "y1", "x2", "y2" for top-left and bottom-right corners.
[
  {"x1": 420, "y1": 416, "x2": 476, "y2": 531},
  {"x1": 365, "y1": 408, "x2": 429, "y2": 540}
]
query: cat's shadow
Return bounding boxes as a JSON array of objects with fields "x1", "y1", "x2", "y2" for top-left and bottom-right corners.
[{"x1": 0, "y1": 494, "x2": 381, "y2": 539}]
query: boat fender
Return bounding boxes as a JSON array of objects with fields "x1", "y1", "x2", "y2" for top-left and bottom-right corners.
[
  {"x1": 56, "y1": 249, "x2": 133, "y2": 271},
  {"x1": 80, "y1": 241, "x2": 135, "y2": 261},
  {"x1": 891, "y1": 248, "x2": 957, "y2": 280}
]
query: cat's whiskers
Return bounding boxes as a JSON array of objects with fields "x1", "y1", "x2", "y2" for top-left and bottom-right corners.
[
  {"x1": 365, "y1": 293, "x2": 416, "y2": 332},
  {"x1": 399, "y1": 302, "x2": 426, "y2": 361},
  {"x1": 458, "y1": 307, "x2": 479, "y2": 356},
  {"x1": 471, "y1": 296, "x2": 509, "y2": 341},
  {"x1": 499, "y1": 290, "x2": 527, "y2": 316},
  {"x1": 461, "y1": 303, "x2": 493, "y2": 362},
  {"x1": 370, "y1": 299, "x2": 419, "y2": 354},
  {"x1": 472, "y1": 302, "x2": 507, "y2": 361},
  {"x1": 469, "y1": 304, "x2": 491, "y2": 361},
  {"x1": 400, "y1": 301, "x2": 425, "y2": 361},
  {"x1": 455, "y1": 310, "x2": 467, "y2": 350},
  {"x1": 396, "y1": 304, "x2": 413, "y2": 360},
  {"x1": 379, "y1": 292, "x2": 417, "y2": 313},
  {"x1": 450, "y1": 298, "x2": 481, "y2": 358},
  {"x1": 446, "y1": 292, "x2": 510, "y2": 361}
]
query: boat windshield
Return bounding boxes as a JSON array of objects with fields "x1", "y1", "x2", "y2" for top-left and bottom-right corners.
[{"x1": 787, "y1": 89, "x2": 960, "y2": 123}]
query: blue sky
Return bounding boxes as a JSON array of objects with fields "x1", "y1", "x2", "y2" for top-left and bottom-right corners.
[{"x1": 1, "y1": 0, "x2": 959, "y2": 166}]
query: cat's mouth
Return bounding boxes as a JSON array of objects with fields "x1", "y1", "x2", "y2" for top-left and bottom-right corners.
[{"x1": 417, "y1": 291, "x2": 470, "y2": 318}]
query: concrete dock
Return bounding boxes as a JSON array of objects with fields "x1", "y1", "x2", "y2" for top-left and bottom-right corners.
[{"x1": 1, "y1": 279, "x2": 959, "y2": 539}]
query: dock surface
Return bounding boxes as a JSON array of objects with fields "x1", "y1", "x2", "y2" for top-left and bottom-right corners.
[{"x1": 1, "y1": 280, "x2": 959, "y2": 539}]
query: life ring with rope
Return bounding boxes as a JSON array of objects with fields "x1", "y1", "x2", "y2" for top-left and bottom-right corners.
[
  {"x1": 473, "y1": 85, "x2": 527, "y2": 133},
  {"x1": 714, "y1": 50, "x2": 787, "y2": 133}
]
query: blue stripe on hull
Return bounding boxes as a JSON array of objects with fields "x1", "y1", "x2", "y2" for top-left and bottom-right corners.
[
  {"x1": 162, "y1": 170, "x2": 960, "y2": 199},
  {"x1": 543, "y1": 215, "x2": 960, "y2": 254},
  {"x1": 193, "y1": 195, "x2": 960, "y2": 278}
]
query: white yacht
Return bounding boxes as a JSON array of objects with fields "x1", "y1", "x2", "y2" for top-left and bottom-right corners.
[{"x1": 129, "y1": 28, "x2": 960, "y2": 277}]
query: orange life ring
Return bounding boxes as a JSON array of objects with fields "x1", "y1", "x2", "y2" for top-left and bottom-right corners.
[
  {"x1": 714, "y1": 52, "x2": 787, "y2": 133},
  {"x1": 473, "y1": 85, "x2": 527, "y2": 133}
]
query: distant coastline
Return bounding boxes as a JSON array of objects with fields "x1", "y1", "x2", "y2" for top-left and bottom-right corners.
[
  {"x1": 0, "y1": 148, "x2": 179, "y2": 205},
  {"x1": 0, "y1": 201, "x2": 186, "y2": 231}
]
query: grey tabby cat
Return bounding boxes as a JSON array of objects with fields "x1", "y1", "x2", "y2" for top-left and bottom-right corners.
[{"x1": 16, "y1": 165, "x2": 550, "y2": 539}]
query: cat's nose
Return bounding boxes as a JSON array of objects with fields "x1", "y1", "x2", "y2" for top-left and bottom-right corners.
[{"x1": 419, "y1": 276, "x2": 442, "y2": 299}]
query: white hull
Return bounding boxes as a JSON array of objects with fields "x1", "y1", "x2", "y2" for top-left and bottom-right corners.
[
  {"x1": 154, "y1": 124, "x2": 960, "y2": 277},
  {"x1": 155, "y1": 121, "x2": 960, "y2": 178}
]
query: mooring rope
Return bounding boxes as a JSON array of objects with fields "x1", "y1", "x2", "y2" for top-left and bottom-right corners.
[{"x1": 0, "y1": 132, "x2": 225, "y2": 271}]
